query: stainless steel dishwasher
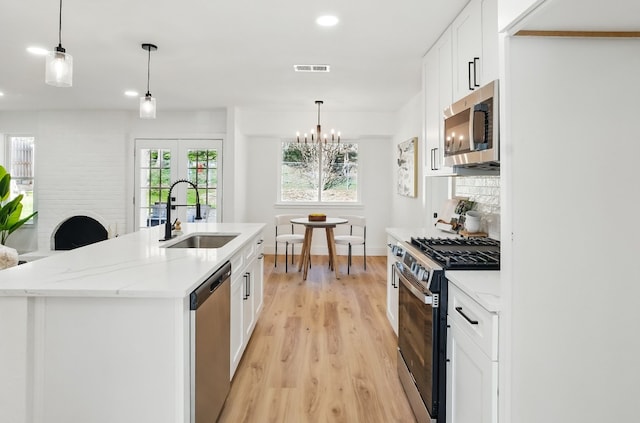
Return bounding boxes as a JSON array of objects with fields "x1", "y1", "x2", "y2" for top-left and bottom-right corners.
[{"x1": 190, "y1": 261, "x2": 231, "y2": 423}]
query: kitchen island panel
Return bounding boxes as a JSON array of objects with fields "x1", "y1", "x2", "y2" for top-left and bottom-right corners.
[{"x1": 32, "y1": 296, "x2": 188, "y2": 423}]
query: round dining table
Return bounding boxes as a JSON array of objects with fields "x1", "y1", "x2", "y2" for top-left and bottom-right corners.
[{"x1": 290, "y1": 217, "x2": 348, "y2": 280}]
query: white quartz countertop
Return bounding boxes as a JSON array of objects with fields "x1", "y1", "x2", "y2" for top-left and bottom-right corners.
[
  {"x1": 386, "y1": 226, "x2": 447, "y2": 242},
  {"x1": 0, "y1": 222, "x2": 265, "y2": 299},
  {"x1": 445, "y1": 270, "x2": 501, "y2": 313},
  {"x1": 386, "y1": 226, "x2": 501, "y2": 313}
]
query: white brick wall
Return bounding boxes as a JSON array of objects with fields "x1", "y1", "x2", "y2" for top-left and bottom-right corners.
[
  {"x1": 453, "y1": 175, "x2": 500, "y2": 238},
  {"x1": 36, "y1": 120, "x2": 128, "y2": 250}
]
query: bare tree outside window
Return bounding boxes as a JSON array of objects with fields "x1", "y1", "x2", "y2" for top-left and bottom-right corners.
[{"x1": 281, "y1": 141, "x2": 358, "y2": 203}]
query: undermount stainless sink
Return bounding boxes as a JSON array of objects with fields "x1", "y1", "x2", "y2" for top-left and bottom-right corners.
[{"x1": 165, "y1": 233, "x2": 239, "y2": 249}]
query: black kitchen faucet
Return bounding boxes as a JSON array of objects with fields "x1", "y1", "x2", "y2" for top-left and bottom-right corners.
[{"x1": 161, "y1": 179, "x2": 202, "y2": 241}]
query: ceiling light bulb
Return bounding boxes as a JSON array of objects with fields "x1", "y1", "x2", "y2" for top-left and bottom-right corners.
[
  {"x1": 139, "y1": 94, "x2": 156, "y2": 119},
  {"x1": 316, "y1": 15, "x2": 339, "y2": 27},
  {"x1": 125, "y1": 90, "x2": 139, "y2": 97},
  {"x1": 45, "y1": 48, "x2": 73, "y2": 87}
]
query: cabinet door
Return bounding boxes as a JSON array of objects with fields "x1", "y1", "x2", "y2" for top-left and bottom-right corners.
[
  {"x1": 242, "y1": 270, "x2": 255, "y2": 340},
  {"x1": 230, "y1": 272, "x2": 244, "y2": 378},
  {"x1": 446, "y1": 320, "x2": 498, "y2": 423},
  {"x1": 386, "y1": 247, "x2": 399, "y2": 335},
  {"x1": 481, "y1": 0, "x2": 499, "y2": 84},
  {"x1": 452, "y1": 0, "x2": 483, "y2": 101},
  {"x1": 424, "y1": 28, "x2": 455, "y2": 176},
  {"x1": 252, "y1": 251, "x2": 264, "y2": 318}
]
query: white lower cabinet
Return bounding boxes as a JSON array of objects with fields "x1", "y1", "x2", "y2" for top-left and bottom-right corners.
[
  {"x1": 230, "y1": 271, "x2": 245, "y2": 377},
  {"x1": 447, "y1": 283, "x2": 498, "y2": 423},
  {"x1": 230, "y1": 234, "x2": 264, "y2": 378},
  {"x1": 386, "y1": 236, "x2": 400, "y2": 335}
]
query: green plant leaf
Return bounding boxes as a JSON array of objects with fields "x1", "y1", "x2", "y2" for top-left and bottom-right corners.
[
  {"x1": 0, "y1": 166, "x2": 37, "y2": 245},
  {"x1": 0, "y1": 173, "x2": 10, "y2": 202},
  {"x1": 0, "y1": 194, "x2": 23, "y2": 223},
  {"x1": 6, "y1": 211, "x2": 37, "y2": 237}
]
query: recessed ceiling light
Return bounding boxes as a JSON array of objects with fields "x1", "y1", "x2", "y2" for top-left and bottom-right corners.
[
  {"x1": 0, "y1": 92, "x2": 4, "y2": 97},
  {"x1": 124, "y1": 90, "x2": 139, "y2": 97},
  {"x1": 26, "y1": 46, "x2": 49, "y2": 56},
  {"x1": 316, "y1": 15, "x2": 339, "y2": 27}
]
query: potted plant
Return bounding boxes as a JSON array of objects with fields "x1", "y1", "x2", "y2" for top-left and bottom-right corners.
[{"x1": 0, "y1": 165, "x2": 38, "y2": 245}]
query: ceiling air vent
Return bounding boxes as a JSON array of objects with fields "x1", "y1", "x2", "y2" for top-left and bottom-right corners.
[{"x1": 293, "y1": 64, "x2": 330, "y2": 73}]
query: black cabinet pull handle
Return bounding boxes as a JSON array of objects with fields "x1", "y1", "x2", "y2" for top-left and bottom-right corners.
[
  {"x1": 468, "y1": 61, "x2": 474, "y2": 90},
  {"x1": 243, "y1": 273, "x2": 249, "y2": 300},
  {"x1": 473, "y1": 57, "x2": 480, "y2": 87},
  {"x1": 455, "y1": 306, "x2": 478, "y2": 325},
  {"x1": 431, "y1": 148, "x2": 439, "y2": 171}
]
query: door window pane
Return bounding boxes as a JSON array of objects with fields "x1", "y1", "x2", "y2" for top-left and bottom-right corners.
[
  {"x1": 139, "y1": 149, "x2": 172, "y2": 227},
  {"x1": 186, "y1": 149, "x2": 218, "y2": 222}
]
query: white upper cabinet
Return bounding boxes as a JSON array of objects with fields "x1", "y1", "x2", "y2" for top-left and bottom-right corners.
[
  {"x1": 424, "y1": 28, "x2": 455, "y2": 175},
  {"x1": 481, "y1": 0, "x2": 499, "y2": 83},
  {"x1": 451, "y1": 0, "x2": 499, "y2": 102},
  {"x1": 452, "y1": 0, "x2": 483, "y2": 100},
  {"x1": 423, "y1": 0, "x2": 498, "y2": 175}
]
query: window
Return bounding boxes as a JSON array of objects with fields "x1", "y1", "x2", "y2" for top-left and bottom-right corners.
[
  {"x1": 280, "y1": 141, "x2": 358, "y2": 203},
  {"x1": 4, "y1": 136, "x2": 35, "y2": 223}
]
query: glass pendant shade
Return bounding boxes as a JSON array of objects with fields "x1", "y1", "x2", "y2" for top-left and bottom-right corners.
[
  {"x1": 139, "y1": 94, "x2": 156, "y2": 119},
  {"x1": 45, "y1": 48, "x2": 73, "y2": 87}
]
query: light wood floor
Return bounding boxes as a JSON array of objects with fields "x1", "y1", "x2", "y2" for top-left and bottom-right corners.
[{"x1": 217, "y1": 254, "x2": 417, "y2": 423}]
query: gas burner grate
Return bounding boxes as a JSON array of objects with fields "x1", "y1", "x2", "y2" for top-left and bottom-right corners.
[{"x1": 410, "y1": 236, "x2": 500, "y2": 270}]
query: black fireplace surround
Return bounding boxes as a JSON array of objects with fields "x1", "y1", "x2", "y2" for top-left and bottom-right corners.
[{"x1": 53, "y1": 216, "x2": 108, "y2": 250}]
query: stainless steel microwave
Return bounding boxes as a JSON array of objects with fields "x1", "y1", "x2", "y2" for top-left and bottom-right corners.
[{"x1": 443, "y1": 80, "x2": 499, "y2": 170}]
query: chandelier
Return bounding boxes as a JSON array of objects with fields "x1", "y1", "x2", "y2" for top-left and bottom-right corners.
[{"x1": 296, "y1": 100, "x2": 341, "y2": 144}]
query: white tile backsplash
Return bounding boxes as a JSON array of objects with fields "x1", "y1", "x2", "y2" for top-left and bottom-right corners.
[{"x1": 454, "y1": 175, "x2": 500, "y2": 239}]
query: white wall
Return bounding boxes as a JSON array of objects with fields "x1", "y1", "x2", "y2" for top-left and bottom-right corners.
[
  {"x1": 392, "y1": 92, "x2": 427, "y2": 228},
  {"x1": 0, "y1": 110, "x2": 227, "y2": 252},
  {"x1": 238, "y1": 107, "x2": 396, "y2": 257},
  {"x1": 393, "y1": 91, "x2": 449, "y2": 230},
  {"x1": 502, "y1": 36, "x2": 640, "y2": 423}
]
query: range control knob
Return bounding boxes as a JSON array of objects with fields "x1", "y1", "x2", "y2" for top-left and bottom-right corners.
[{"x1": 418, "y1": 267, "x2": 430, "y2": 282}]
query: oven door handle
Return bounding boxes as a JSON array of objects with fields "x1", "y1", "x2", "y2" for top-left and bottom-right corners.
[{"x1": 394, "y1": 263, "x2": 434, "y2": 305}]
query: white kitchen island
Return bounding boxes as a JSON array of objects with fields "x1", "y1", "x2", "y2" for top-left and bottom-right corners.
[{"x1": 0, "y1": 222, "x2": 265, "y2": 423}]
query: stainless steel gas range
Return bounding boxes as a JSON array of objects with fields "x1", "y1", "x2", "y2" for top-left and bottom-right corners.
[{"x1": 393, "y1": 236, "x2": 500, "y2": 423}]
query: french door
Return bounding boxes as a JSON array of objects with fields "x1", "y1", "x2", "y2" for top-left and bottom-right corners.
[{"x1": 134, "y1": 139, "x2": 222, "y2": 230}]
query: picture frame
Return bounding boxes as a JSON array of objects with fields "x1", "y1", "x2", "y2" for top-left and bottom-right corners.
[{"x1": 396, "y1": 137, "x2": 418, "y2": 198}]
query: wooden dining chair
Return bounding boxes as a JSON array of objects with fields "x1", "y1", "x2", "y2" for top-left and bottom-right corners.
[
  {"x1": 274, "y1": 214, "x2": 305, "y2": 272},
  {"x1": 334, "y1": 215, "x2": 366, "y2": 274}
]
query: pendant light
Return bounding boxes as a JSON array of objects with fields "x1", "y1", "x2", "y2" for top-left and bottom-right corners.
[
  {"x1": 140, "y1": 43, "x2": 158, "y2": 119},
  {"x1": 295, "y1": 100, "x2": 340, "y2": 144},
  {"x1": 45, "y1": 0, "x2": 73, "y2": 87}
]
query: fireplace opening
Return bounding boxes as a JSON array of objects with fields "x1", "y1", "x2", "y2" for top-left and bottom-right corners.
[{"x1": 53, "y1": 216, "x2": 108, "y2": 250}]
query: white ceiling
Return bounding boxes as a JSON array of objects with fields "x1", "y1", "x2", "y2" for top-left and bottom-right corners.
[
  {"x1": 0, "y1": 0, "x2": 469, "y2": 113},
  {"x1": 522, "y1": 0, "x2": 640, "y2": 32}
]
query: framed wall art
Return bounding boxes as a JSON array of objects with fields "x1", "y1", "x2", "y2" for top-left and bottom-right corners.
[{"x1": 396, "y1": 137, "x2": 418, "y2": 198}]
